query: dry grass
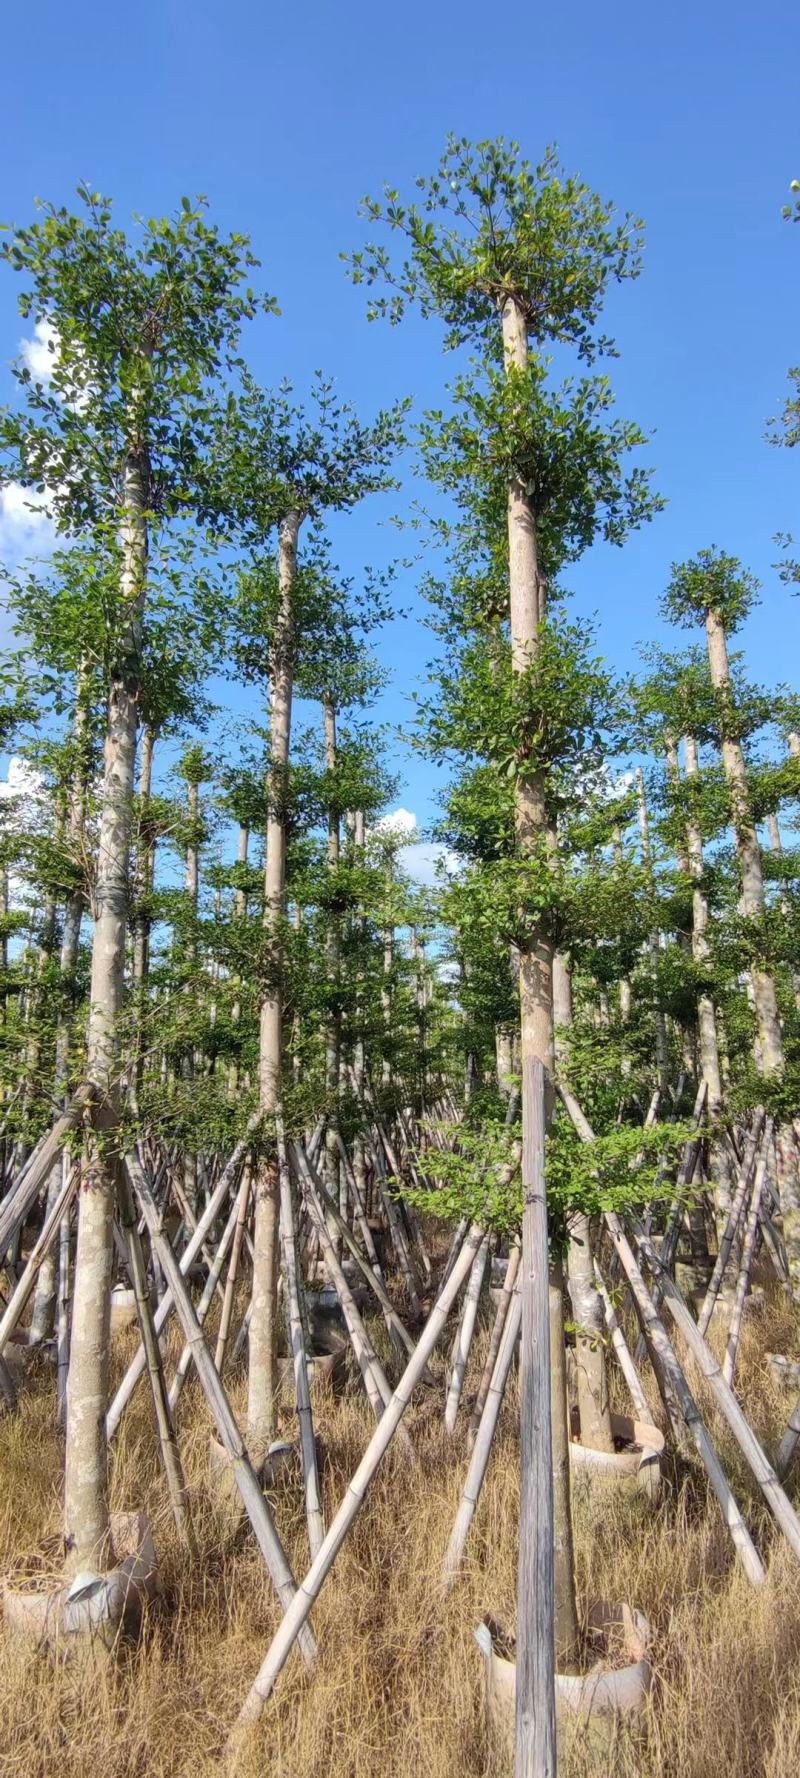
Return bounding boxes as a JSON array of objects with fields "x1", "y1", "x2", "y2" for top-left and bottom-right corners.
[{"x1": 2, "y1": 1283, "x2": 800, "y2": 1777}]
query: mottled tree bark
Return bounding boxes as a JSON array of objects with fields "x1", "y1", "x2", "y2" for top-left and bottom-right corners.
[
  {"x1": 248, "y1": 509, "x2": 299, "y2": 1462},
  {"x1": 64, "y1": 447, "x2": 148, "y2": 1574},
  {"x1": 704, "y1": 608, "x2": 784, "y2": 1077},
  {"x1": 501, "y1": 292, "x2": 578, "y2": 1683},
  {"x1": 683, "y1": 733, "x2": 733, "y2": 1232}
]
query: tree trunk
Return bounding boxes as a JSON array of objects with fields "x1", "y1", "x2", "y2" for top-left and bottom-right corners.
[
  {"x1": 248, "y1": 508, "x2": 299, "y2": 1462},
  {"x1": 64, "y1": 445, "x2": 148, "y2": 1574},
  {"x1": 501, "y1": 291, "x2": 576, "y2": 1723},
  {"x1": 683, "y1": 732, "x2": 733, "y2": 1232},
  {"x1": 704, "y1": 607, "x2": 784, "y2": 1077},
  {"x1": 131, "y1": 723, "x2": 155, "y2": 1113},
  {"x1": 637, "y1": 767, "x2": 670, "y2": 1095},
  {"x1": 323, "y1": 693, "x2": 342, "y2": 1232}
]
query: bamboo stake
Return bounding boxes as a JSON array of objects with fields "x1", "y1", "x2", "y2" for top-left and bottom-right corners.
[
  {"x1": 334, "y1": 1128, "x2": 385, "y2": 1280},
  {"x1": 697, "y1": 1113, "x2": 765, "y2": 1336},
  {"x1": 633, "y1": 1218, "x2": 800, "y2": 1564},
  {"x1": 229, "y1": 1225, "x2": 484, "y2": 1737},
  {"x1": 276, "y1": 1114, "x2": 325, "y2": 1559},
  {"x1": 0, "y1": 1083, "x2": 95, "y2": 1260},
  {"x1": 293, "y1": 1141, "x2": 416, "y2": 1359},
  {"x1": 167, "y1": 1181, "x2": 247, "y2": 1414},
  {"x1": 443, "y1": 1284, "x2": 521, "y2": 1586},
  {"x1": 215, "y1": 1164, "x2": 252, "y2": 1375},
  {"x1": 557, "y1": 1082, "x2": 765, "y2": 1585},
  {"x1": 106, "y1": 1123, "x2": 257, "y2": 1437},
  {"x1": 436, "y1": 1215, "x2": 469, "y2": 1302},
  {"x1": 125, "y1": 1153, "x2": 316, "y2": 1670},
  {"x1": 723, "y1": 1131, "x2": 772, "y2": 1385},
  {"x1": 444, "y1": 1233, "x2": 489, "y2": 1432},
  {"x1": 0, "y1": 1160, "x2": 78, "y2": 1356},
  {"x1": 606, "y1": 1213, "x2": 765, "y2": 1583},
  {"x1": 468, "y1": 1241, "x2": 520, "y2": 1447},
  {"x1": 114, "y1": 1158, "x2": 195, "y2": 1554},
  {"x1": 593, "y1": 1259, "x2": 650, "y2": 1422},
  {"x1": 294, "y1": 1147, "x2": 414, "y2": 1455}
]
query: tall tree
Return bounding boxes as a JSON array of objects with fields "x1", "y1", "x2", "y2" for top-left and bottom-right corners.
[{"x1": 1, "y1": 187, "x2": 262, "y2": 1570}]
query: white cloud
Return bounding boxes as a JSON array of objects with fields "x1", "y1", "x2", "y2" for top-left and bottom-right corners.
[
  {"x1": 373, "y1": 806, "x2": 417, "y2": 839},
  {"x1": 0, "y1": 760, "x2": 50, "y2": 913},
  {"x1": 399, "y1": 839, "x2": 458, "y2": 887},
  {"x1": 20, "y1": 318, "x2": 58, "y2": 383},
  {"x1": 0, "y1": 756, "x2": 47, "y2": 816},
  {"x1": 0, "y1": 480, "x2": 56, "y2": 561}
]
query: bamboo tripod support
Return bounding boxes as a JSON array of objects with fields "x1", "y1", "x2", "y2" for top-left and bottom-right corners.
[
  {"x1": 125, "y1": 1153, "x2": 317, "y2": 1672},
  {"x1": 228, "y1": 1225, "x2": 485, "y2": 1741},
  {"x1": 558, "y1": 1080, "x2": 766, "y2": 1586}
]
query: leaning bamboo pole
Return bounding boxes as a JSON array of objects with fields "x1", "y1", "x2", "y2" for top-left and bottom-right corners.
[
  {"x1": 215, "y1": 1164, "x2": 252, "y2": 1375},
  {"x1": 0, "y1": 1161, "x2": 78, "y2": 1357},
  {"x1": 558, "y1": 1082, "x2": 765, "y2": 1585},
  {"x1": 468, "y1": 1241, "x2": 521, "y2": 1447},
  {"x1": 593, "y1": 1260, "x2": 650, "y2": 1422},
  {"x1": 633, "y1": 1218, "x2": 800, "y2": 1564},
  {"x1": 442, "y1": 1284, "x2": 522, "y2": 1586},
  {"x1": 114, "y1": 1157, "x2": 195, "y2": 1554},
  {"x1": 0, "y1": 1084, "x2": 96, "y2": 1261},
  {"x1": 167, "y1": 1184, "x2": 246, "y2": 1414},
  {"x1": 444, "y1": 1234, "x2": 489, "y2": 1432},
  {"x1": 106, "y1": 1124, "x2": 257, "y2": 1437},
  {"x1": 276, "y1": 1113, "x2": 325, "y2": 1559},
  {"x1": 125, "y1": 1152, "x2": 316, "y2": 1670},
  {"x1": 228, "y1": 1225, "x2": 485, "y2": 1738},
  {"x1": 293, "y1": 1141, "x2": 416, "y2": 1359},
  {"x1": 697, "y1": 1113, "x2": 765, "y2": 1336},
  {"x1": 295, "y1": 1148, "x2": 414, "y2": 1455},
  {"x1": 723, "y1": 1133, "x2": 771, "y2": 1385}
]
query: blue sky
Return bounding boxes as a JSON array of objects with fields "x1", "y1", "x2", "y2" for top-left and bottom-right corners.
[{"x1": 0, "y1": 0, "x2": 797, "y2": 854}]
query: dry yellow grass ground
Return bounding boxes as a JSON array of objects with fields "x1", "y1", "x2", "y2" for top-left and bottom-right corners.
[{"x1": 1, "y1": 1282, "x2": 800, "y2": 1778}]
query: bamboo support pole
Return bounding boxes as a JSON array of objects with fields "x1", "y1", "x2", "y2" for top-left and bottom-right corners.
[
  {"x1": 276, "y1": 1114, "x2": 325, "y2": 1559},
  {"x1": 593, "y1": 1259, "x2": 651, "y2": 1422},
  {"x1": 0, "y1": 1083, "x2": 95, "y2": 1261},
  {"x1": 228, "y1": 1225, "x2": 485, "y2": 1738},
  {"x1": 468, "y1": 1241, "x2": 520, "y2": 1447},
  {"x1": 167, "y1": 1184, "x2": 245, "y2": 1414},
  {"x1": 444, "y1": 1234, "x2": 490, "y2": 1432},
  {"x1": 125, "y1": 1153, "x2": 316, "y2": 1670},
  {"x1": 606, "y1": 1213, "x2": 765, "y2": 1583},
  {"x1": 294, "y1": 1148, "x2": 414, "y2": 1455},
  {"x1": 557, "y1": 1081, "x2": 765, "y2": 1585},
  {"x1": 334, "y1": 1129, "x2": 385, "y2": 1280},
  {"x1": 214, "y1": 1164, "x2": 252, "y2": 1375},
  {"x1": 436, "y1": 1215, "x2": 469, "y2": 1303},
  {"x1": 114, "y1": 1158, "x2": 195, "y2": 1554},
  {"x1": 697, "y1": 1113, "x2": 765, "y2": 1336},
  {"x1": 0, "y1": 1160, "x2": 78, "y2": 1356},
  {"x1": 723, "y1": 1132, "x2": 772, "y2": 1385},
  {"x1": 293, "y1": 1142, "x2": 416, "y2": 1359},
  {"x1": 443, "y1": 1284, "x2": 521, "y2": 1585},
  {"x1": 106, "y1": 1124, "x2": 257, "y2": 1437},
  {"x1": 633, "y1": 1218, "x2": 800, "y2": 1564}
]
